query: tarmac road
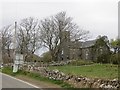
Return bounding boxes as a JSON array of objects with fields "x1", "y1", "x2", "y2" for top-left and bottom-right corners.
[{"x1": 1, "y1": 73, "x2": 42, "y2": 90}]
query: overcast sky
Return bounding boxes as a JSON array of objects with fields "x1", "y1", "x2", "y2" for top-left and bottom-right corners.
[
  {"x1": 0, "y1": 0, "x2": 119, "y2": 55},
  {"x1": 0, "y1": 0, "x2": 119, "y2": 40}
]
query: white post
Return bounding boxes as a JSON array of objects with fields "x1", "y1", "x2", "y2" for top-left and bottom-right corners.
[{"x1": 13, "y1": 22, "x2": 18, "y2": 73}]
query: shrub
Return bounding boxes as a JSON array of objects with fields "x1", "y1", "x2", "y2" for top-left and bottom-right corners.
[
  {"x1": 110, "y1": 53, "x2": 119, "y2": 64},
  {"x1": 97, "y1": 53, "x2": 111, "y2": 64},
  {"x1": 41, "y1": 51, "x2": 52, "y2": 63}
]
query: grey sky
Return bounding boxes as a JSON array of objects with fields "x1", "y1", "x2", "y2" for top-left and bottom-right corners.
[
  {"x1": 0, "y1": 0, "x2": 119, "y2": 56},
  {"x1": 0, "y1": 0, "x2": 118, "y2": 40}
]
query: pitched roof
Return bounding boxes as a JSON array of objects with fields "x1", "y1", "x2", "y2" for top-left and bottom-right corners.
[
  {"x1": 80, "y1": 40, "x2": 96, "y2": 48},
  {"x1": 69, "y1": 40, "x2": 96, "y2": 49}
]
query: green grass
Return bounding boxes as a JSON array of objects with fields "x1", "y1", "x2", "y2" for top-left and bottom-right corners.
[
  {"x1": 68, "y1": 60, "x2": 94, "y2": 66},
  {"x1": 2, "y1": 67, "x2": 73, "y2": 89},
  {"x1": 48, "y1": 64, "x2": 118, "y2": 79}
]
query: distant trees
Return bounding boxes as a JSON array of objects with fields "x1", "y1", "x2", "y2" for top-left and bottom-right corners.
[
  {"x1": 1, "y1": 11, "x2": 119, "y2": 64},
  {"x1": 1, "y1": 11, "x2": 90, "y2": 62},
  {"x1": 93, "y1": 36, "x2": 120, "y2": 64},
  {"x1": 17, "y1": 17, "x2": 42, "y2": 61},
  {"x1": 1, "y1": 25, "x2": 13, "y2": 63},
  {"x1": 1, "y1": 12, "x2": 119, "y2": 64},
  {"x1": 110, "y1": 38, "x2": 120, "y2": 64},
  {"x1": 41, "y1": 51, "x2": 52, "y2": 63},
  {"x1": 39, "y1": 12, "x2": 90, "y2": 61},
  {"x1": 110, "y1": 39, "x2": 120, "y2": 54},
  {"x1": 94, "y1": 36, "x2": 111, "y2": 63}
]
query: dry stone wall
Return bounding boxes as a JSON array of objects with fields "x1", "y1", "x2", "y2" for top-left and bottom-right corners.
[{"x1": 21, "y1": 65, "x2": 120, "y2": 89}]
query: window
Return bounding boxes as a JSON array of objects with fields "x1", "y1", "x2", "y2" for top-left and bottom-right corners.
[{"x1": 85, "y1": 49, "x2": 89, "y2": 60}]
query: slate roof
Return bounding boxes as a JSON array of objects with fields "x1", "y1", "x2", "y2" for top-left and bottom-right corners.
[
  {"x1": 80, "y1": 40, "x2": 96, "y2": 48},
  {"x1": 69, "y1": 40, "x2": 96, "y2": 49}
]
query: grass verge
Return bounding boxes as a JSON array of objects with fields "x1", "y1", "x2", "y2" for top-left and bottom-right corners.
[{"x1": 2, "y1": 67, "x2": 74, "y2": 89}]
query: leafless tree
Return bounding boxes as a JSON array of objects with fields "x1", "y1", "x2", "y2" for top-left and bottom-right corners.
[
  {"x1": 39, "y1": 11, "x2": 90, "y2": 61},
  {"x1": 17, "y1": 17, "x2": 42, "y2": 61},
  {"x1": 0, "y1": 32, "x2": 2, "y2": 63},
  {"x1": 1, "y1": 25, "x2": 13, "y2": 63},
  {"x1": 1, "y1": 12, "x2": 90, "y2": 62},
  {"x1": 39, "y1": 17, "x2": 59, "y2": 61}
]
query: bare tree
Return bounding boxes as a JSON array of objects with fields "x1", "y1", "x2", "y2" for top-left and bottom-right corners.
[
  {"x1": 39, "y1": 11, "x2": 90, "y2": 61},
  {"x1": 39, "y1": 17, "x2": 59, "y2": 61},
  {"x1": 17, "y1": 17, "x2": 42, "y2": 61},
  {"x1": 1, "y1": 25, "x2": 13, "y2": 63},
  {"x1": 0, "y1": 32, "x2": 2, "y2": 63}
]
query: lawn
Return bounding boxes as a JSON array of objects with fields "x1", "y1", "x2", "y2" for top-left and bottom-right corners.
[{"x1": 48, "y1": 64, "x2": 118, "y2": 79}]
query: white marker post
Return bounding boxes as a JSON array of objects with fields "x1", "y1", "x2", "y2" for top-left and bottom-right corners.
[
  {"x1": 13, "y1": 22, "x2": 24, "y2": 73},
  {"x1": 13, "y1": 54, "x2": 24, "y2": 73},
  {"x1": 13, "y1": 22, "x2": 17, "y2": 73},
  {"x1": 13, "y1": 22, "x2": 18, "y2": 73}
]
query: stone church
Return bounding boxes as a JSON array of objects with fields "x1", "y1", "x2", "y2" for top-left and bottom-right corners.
[{"x1": 59, "y1": 31, "x2": 110, "y2": 61}]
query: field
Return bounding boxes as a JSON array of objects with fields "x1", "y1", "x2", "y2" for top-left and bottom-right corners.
[{"x1": 48, "y1": 64, "x2": 118, "y2": 79}]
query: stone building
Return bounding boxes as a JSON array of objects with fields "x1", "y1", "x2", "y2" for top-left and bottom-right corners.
[
  {"x1": 59, "y1": 31, "x2": 110, "y2": 61},
  {"x1": 69, "y1": 40, "x2": 96, "y2": 60}
]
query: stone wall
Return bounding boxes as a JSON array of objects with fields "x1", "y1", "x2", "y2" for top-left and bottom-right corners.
[{"x1": 23, "y1": 65, "x2": 119, "y2": 89}]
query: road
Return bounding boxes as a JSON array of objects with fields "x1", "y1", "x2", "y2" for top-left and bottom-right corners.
[{"x1": 0, "y1": 73, "x2": 42, "y2": 90}]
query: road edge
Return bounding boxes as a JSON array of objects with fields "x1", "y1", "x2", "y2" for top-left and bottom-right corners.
[{"x1": 1, "y1": 72, "x2": 42, "y2": 89}]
